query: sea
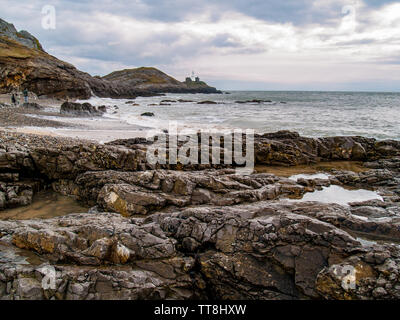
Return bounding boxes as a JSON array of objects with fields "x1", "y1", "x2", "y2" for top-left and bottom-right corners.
[{"x1": 36, "y1": 91, "x2": 400, "y2": 142}]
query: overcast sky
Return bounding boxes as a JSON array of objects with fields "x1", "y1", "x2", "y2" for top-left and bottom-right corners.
[{"x1": 1, "y1": 0, "x2": 400, "y2": 91}]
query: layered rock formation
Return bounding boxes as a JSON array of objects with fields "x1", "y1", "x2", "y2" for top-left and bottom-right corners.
[
  {"x1": 0, "y1": 130, "x2": 399, "y2": 300},
  {"x1": 0, "y1": 36, "x2": 142, "y2": 99},
  {"x1": 1, "y1": 201, "x2": 400, "y2": 300},
  {"x1": 60, "y1": 102, "x2": 106, "y2": 117}
]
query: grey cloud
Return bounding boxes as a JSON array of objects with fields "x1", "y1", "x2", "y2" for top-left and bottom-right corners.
[{"x1": 1, "y1": 0, "x2": 399, "y2": 90}]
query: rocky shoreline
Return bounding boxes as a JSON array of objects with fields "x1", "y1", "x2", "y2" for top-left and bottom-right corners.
[{"x1": 0, "y1": 130, "x2": 399, "y2": 300}]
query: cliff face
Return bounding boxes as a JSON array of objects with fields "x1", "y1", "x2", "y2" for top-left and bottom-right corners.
[
  {"x1": 103, "y1": 67, "x2": 221, "y2": 94},
  {"x1": 0, "y1": 34, "x2": 153, "y2": 99},
  {"x1": 0, "y1": 18, "x2": 44, "y2": 52},
  {"x1": 0, "y1": 19, "x2": 221, "y2": 99},
  {"x1": 0, "y1": 36, "x2": 136, "y2": 99},
  {"x1": 0, "y1": 36, "x2": 87, "y2": 98}
]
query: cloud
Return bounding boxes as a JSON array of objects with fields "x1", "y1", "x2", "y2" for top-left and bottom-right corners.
[{"x1": 0, "y1": 0, "x2": 399, "y2": 90}]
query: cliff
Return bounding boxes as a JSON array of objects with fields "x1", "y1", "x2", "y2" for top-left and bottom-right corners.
[
  {"x1": 0, "y1": 18, "x2": 44, "y2": 52},
  {"x1": 0, "y1": 18, "x2": 221, "y2": 99},
  {"x1": 0, "y1": 36, "x2": 141, "y2": 99}
]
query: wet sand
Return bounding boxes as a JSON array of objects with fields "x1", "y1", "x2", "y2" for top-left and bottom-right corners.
[
  {"x1": 0, "y1": 93, "x2": 148, "y2": 142},
  {"x1": 0, "y1": 93, "x2": 63, "y2": 108},
  {"x1": 0, "y1": 93, "x2": 73, "y2": 129}
]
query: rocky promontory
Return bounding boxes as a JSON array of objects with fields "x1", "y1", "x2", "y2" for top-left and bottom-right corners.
[
  {"x1": 0, "y1": 18, "x2": 220, "y2": 100},
  {"x1": 0, "y1": 130, "x2": 399, "y2": 300},
  {"x1": 103, "y1": 67, "x2": 221, "y2": 94}
]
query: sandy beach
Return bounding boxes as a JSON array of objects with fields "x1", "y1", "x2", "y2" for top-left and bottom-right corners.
[{"x1": 0, "y1": 94, "x2": 151, "y2": 142}]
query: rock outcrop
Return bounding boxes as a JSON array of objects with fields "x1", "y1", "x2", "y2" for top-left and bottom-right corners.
[
  {"x1": 0, "y1": 18, "x2": 44, "y2": 51},
  {"x1": 103, "y1": 67, "x2": 221, "y2": 94},
  {"x1": 60, "y1": 102, "x2": 106, "y2": 117},
  {"x1": 140, "y1": 112, "x2": 155, "y2": 117},
  {"x1": 1, "y1": 200, "x2": 400, "y2": 300},
  {"x1": 0, "y1": 130, "x2": 399, "y2": 300}
]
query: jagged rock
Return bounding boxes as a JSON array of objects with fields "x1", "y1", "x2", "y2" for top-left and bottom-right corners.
[
  {"x1": 140, "y1": 112, "x2": 155, "y2": 117},
  {"x1": 60, "y1": 102, "x2": 105, "y2": 117},
  {"x1": 2, "y1": 212, "x2": 176, "y2": 265},
  {"x1": 0, "y1": 18, "x2": 44, "y2": 51},
  {"x1": 15, "y1": 278, "x2": 44, "y2": 300},
  {"x1": 254, "y1": 131, "x2": 399, "y2": 165},
  {"x1": 0, "y1": 181, "x2": 38, "y2": 210},
  {"x1": 67, "y1": 169, "x2": 305, "y2": 216},
  {"x1": 0, "y1": 129, "x2": 399, "y2": 300},
  {"x1": 0, "y1": 199, "x2": 399, "y2": 300},
  {"x1": 0, "y1": 130, "x2": 399, "y2": 205},
  {"x1": 0, "y1": 238, "x2": 201, "y2": 300}
]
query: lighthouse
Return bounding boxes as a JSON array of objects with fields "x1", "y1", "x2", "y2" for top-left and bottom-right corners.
[{"x1": 185, "y1": 71, "x2": 201, "y2": 83}]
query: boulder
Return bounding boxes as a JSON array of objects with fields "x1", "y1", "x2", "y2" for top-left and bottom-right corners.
[
  {"x1": 197, "y1": 101, "x2": 219, "y2": 105},
  {"x1": 140, "y1": 112, "x2": 155, "y2": 117},
  {"x1": 60, "y1": 102, "x2": 105, "y2": 117}
]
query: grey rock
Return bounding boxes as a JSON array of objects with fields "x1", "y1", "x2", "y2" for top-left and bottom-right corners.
[
  {"x1": 0, "y1": 18, "x2": 44, "y2": 51},
  {"x1": 60, "y1": 102, "x2": 105, "y2": 117},
  {"x1": 141, "y1": 112, "x2": 155, "y2": 117},
  {"x1": 16, "y1": 278, "x2": 43, "y2": 300}
]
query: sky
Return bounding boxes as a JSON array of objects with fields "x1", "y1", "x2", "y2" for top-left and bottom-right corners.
[{"x1": 1, "y1": 0, "x2": 400, "y2": 91}]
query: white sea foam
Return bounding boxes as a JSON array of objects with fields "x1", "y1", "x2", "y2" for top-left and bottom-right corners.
[{"x1": 27, "y1": 91, "x2": 400, "y2": 141}]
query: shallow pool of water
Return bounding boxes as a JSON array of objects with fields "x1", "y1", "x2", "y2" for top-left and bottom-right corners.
[
  {"x1": 255, "y1": 161, "x2": 367, "y2": 177},
  {"x1": 0, "y1": 191, "x2": 89, "y2": 220},
  {"x1": 0, "y1": 242, "x2": 45, "y2": 265},
  {"x1": 290, "y1": 185, "x2": 383, "y2": 206}
]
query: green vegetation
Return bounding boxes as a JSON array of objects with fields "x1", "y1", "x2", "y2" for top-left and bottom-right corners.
[
  {"x1": 0, "y1": 36, "x2": 39, "y2": 58},
  {"x1": 184, "y1": 79, "x2": 208, "y2": 87},
  {"x1": 104, "y1": 67, "x2": 181, "y2": 85}
]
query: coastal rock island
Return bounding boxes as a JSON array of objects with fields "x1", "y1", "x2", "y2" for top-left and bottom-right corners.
[{"x1": 103, "y1": 67, "x2": 221, "y2": 94}]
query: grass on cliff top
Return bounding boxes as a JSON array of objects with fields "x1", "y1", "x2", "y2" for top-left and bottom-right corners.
[
  {"x1": 103, "y1": 67, "x2": 182, "y2": 85},
  {"x1": 0, "y1": 36, "x2": 42, "y2": 59},
  {"x1": 185, "y1": 80, "x2": 209, "y2": 88}
]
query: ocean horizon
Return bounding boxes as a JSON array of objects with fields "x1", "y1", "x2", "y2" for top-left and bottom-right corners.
[{"x1": 45, "y1": 90, "x2": 398, "y2": 142}]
